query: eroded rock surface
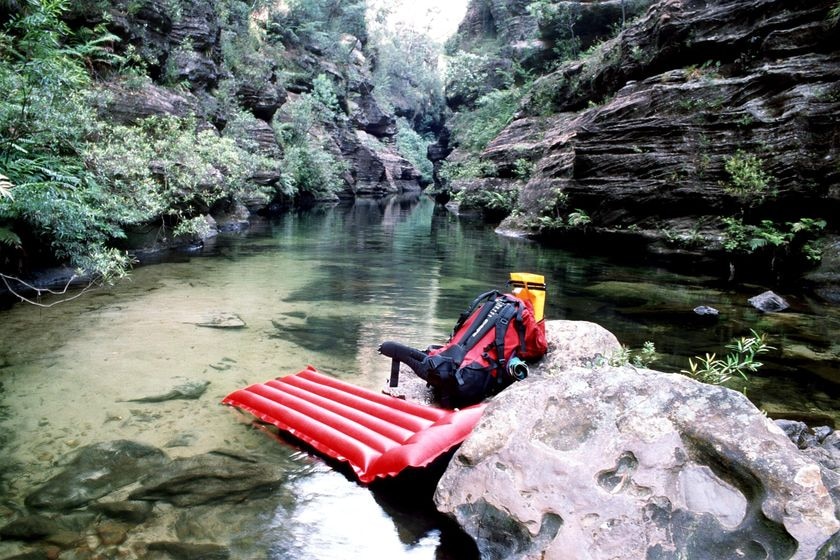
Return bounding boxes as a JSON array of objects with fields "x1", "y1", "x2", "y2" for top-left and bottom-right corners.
[{"x1": 435, "y1": 365, "x2": 840, "y2": 559}]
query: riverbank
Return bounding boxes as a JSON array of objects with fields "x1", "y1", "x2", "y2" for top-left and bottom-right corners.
[{"x1": 1, "y1": 197, "x2": 838, "y2": 558}]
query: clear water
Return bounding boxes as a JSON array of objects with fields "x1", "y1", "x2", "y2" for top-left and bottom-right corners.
[{"x1": 0, "y1": 194, "x2": 838, "y2": 557}]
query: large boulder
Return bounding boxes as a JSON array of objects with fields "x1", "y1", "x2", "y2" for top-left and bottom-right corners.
[
  {"x1": 237, "y1": 78, "x2": 288, "y2": 122},
  {"x1": 435, "y1": 361, "x2": 839, "y2": 559}
]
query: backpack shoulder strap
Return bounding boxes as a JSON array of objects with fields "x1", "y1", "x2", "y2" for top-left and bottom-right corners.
[
  {"x1": 492, "y1": 299, "x2": 521, "y2": 377},
  {"x1": 452, "y1": 290, "x2": 500, "y2": 337},
  {"x1": 454, "y1": 293, "x2": 509, "y2": 349}
]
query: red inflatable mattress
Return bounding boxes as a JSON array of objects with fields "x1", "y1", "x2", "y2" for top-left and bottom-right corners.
[{"x1": 222, "y1": 366, "x2": 486, "y2": 483}]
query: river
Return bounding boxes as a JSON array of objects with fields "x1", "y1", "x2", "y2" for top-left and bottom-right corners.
[{"x1": 0, "y1": 194, "x2": 838, "y2": 558}]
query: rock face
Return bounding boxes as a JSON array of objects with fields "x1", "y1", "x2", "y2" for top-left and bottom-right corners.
[
  {"x1": 805, "y1": 235, "x2": 840, "y2": 303},
  {"x1": 76, "y1": 0, "x2": 423, "y2": 207},
  {"x1": 95, "y1": 82, "x2": 198, "y2": 124},
  {"x1": 443, "y1": 0, "x2": 839, "y2": 287},
  {"x1": 435, "y1": 341, "x2": 840, "y2": 558}
]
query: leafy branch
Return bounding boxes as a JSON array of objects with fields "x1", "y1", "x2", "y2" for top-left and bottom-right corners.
[{"x1": 681, "y1": 330, "x2": 774, "y2": 385}]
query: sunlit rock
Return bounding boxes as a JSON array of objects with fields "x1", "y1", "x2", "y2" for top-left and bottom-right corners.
[
  {"x1": 122, "y1": 380, "x2": 210, "y2": 403},
  {"x1": 435, "y1": 365, "x2": 840, "y2": 559},
  {"x1": 194, "y1": 312, "x2": 247, "y2": 329}
]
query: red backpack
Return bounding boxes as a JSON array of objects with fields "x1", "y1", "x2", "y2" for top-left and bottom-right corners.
[{"x1": 422, "y1": 290, "x2": 547, "y2": 406}]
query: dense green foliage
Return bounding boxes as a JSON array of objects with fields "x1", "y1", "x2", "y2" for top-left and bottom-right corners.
[
  {"x1": 370, "y1": 20, "x2": 444, "y2": 126},
  {"x1": 395, "y1": 118, "x2": 433, "y2": 183},
  {"x1": 449, "y1": 87, "x2": 526, "y2": 154},
  {"x1": 0, "y1": 0, "x2": 130, "y2": 279},
  {"x1": 0, "y1": 0, "x2": 373, "y2": 282},
  {"x1": 87, "y1": 115, "x2": 276, "y2": 226},
  {"x1": 274, "y1": 77, "x2": 347, "y2": 198}
]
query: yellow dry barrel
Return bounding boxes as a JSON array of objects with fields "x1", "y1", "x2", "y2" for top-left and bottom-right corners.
[{"x1": 509, "y1": 272, "x2": 546, "y2": 321}]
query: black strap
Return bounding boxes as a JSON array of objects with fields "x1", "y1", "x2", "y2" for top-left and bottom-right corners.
[
  {"x1": 508, "y1": 280, "x2": 546, "y2": 291},
  {"x1": 515, "y1": 304, "x2": 526, "y2": 353},
  {"x1": 493, "y1": 302, "x2": 519, "y2": 378},
  {"x1": 389, "y1": 358, "x2": 400, "y2": 388},
  {"x1": 452, "y1": 290, "x2": 500, "y2": 337},
  {"x1": 455, "y1": 296, "x2": 507, "y2": 349}
]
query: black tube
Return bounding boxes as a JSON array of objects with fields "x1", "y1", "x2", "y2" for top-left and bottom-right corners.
[{"x1": 379, "y1": 341, "x2": 430, "y2": 381}]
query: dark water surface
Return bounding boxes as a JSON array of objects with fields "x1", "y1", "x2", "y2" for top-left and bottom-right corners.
[{"x1": 0, "y1": 194, "x2": 838, "y2": 558}]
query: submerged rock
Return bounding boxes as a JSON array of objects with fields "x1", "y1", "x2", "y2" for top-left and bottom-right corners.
[
  {"x1": 90, "y1": 500, "x2": 154, "y2": 524},
  {"x1": 693, "y1": 305, "x2": 719, "y2": 316},
  {"x1": 25, "y1": 441, "x2": 167, "y2": 511},
  {"x1": 435, "y1": 364, "x2": 839, "y2": 559},
  {"x1": 129, "y1": 450, "x2": 287, "y2": 507},
  {"x1": 0, "y1": 514, "x2": 77, "y2": 543},
  {"x1": 748, "y1": 290, "x2": 790, "y2": 313},
  {"x1": 194, "y1": 312, "x2": 247, "y2": 329},
  {"x1": 146, "y1": 541, "x2": 230, "y2": 560},
  {"x1": 122, "y1": 380, "x2": 210, "y2": 403}
]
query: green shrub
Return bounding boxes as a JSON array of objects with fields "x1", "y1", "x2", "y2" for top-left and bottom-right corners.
[
  {"x1": 439, "y1": 158, "x2": 498, "y2": 183},
  {"x1": 682, "y1": 330, "x2": 773, "y2": 385},
  {"x1": 395, "y1": 118, "x2": 433, "y2": 183},
  {"x1": 723, "y1": 216, "x2": 826, "y2": 260},
  {"x1": 280, "y1": 143, "x2": 346, "y2": 199},
  {"x1": 83, "y1": 115, "x2": 280, "y2": 246},
  {"x1": 312, "y1": 73, "x2": 341, "y2": 114},
  {"x1": 274, "y1": 89, "x2": 347, "y2": 199},
  {"x1": 0, "y1": 0, "x2": 129, "y2": 279},
  {"x1": 445, "y1": 50, "x2": 493, "y2": 105},
  {"x1": 454, "y1": 188, "x2": 519, "y2": 218},
  {"x1": 722, "y1": 150, "x2": 773, "y2": 206},
  {"x1": 450, "y1": 87, "x2": 526, "y2": 153}
]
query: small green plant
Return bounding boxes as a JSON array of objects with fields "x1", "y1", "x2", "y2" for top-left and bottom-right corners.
[
  {"x1": 723, "y1": 216, "x2": 826, "y2": 259},
  {"x1": 513, "y1": 158, "x2": 534, "y2": 181},
  {"x1": 681, "y1": 330, "x2": 774, "y2": 385},
  {"x1": 439, "y1": 158, "x2": 498, "y2": 182},
  {"x1": 829, "y1": 1, "x2": 840, "y2": 25},
  {"x1": 567, "y1": 209, "x2": 591, "y2": 228},
  {"x1": 609, "y1": 341, "x2": 657, "y2": 368},
  {"x1": 722, "y1": 150, "x2": 773, "y2": 205}
]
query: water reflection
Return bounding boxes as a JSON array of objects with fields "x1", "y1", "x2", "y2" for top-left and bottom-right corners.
[{"x1": 0, "y1": 194, "x2": 838, "y2": 559}]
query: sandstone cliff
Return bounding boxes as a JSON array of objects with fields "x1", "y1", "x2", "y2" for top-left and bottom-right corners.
[
  {"x1": 75, "y1": 0, "x2": 422, "y2": 203},
  {"x1": 439, "y1": 0, "x2": 840, "y2": 291}
]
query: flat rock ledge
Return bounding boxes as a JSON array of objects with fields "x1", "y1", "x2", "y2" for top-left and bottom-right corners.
[{"x1": 435, "y1": 322, "x2": 840, "y2": 560}]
